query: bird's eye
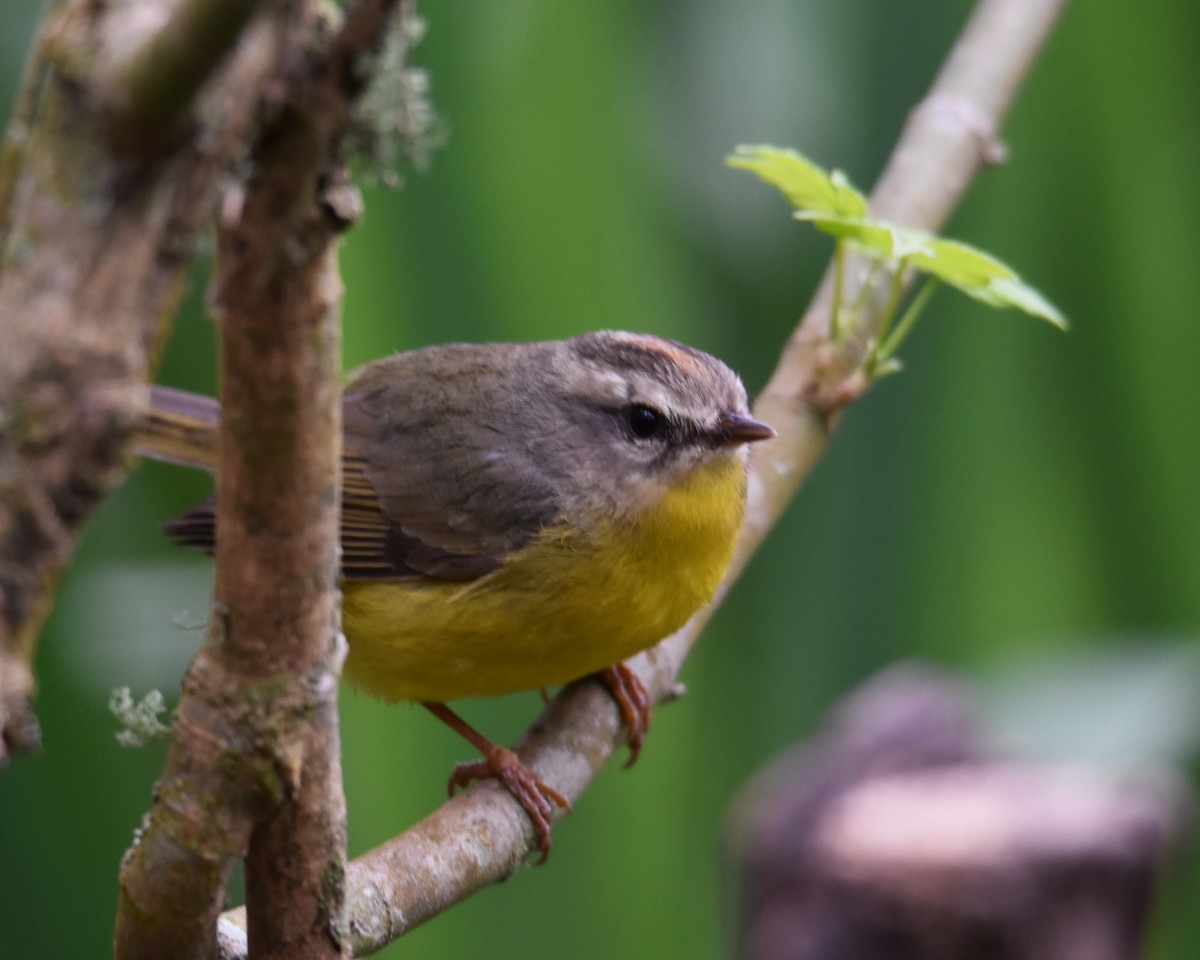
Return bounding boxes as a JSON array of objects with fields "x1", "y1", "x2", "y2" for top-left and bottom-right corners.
[{"x1": 624, "y1": 404, "x2": 663, "y2": 439}]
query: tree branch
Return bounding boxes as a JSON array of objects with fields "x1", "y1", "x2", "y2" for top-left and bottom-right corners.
[
  {"x1": 0, "y1": 1, "x2": 285, "y2": 760},
  {"x1": 107, "y1": 0, "x2": 271, "y2": 147},
  {"x1": 246, "y1": 0, "x2": 1070, "y2": 953},
  {"x1": 115, "y1": 1, "x2": 403, "y2": 957}
]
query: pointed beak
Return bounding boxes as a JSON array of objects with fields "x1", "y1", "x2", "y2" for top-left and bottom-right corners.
[{"x1": 715, "y1": 410, "x2": 776, "y2": 446}]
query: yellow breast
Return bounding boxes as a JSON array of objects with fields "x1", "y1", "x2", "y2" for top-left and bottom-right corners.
[{"x1": 341, "y1": 455, "x2": 747, "y2": 703}]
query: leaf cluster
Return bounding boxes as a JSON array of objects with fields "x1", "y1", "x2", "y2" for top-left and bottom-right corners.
[{"x1": 728, "y1": 146, "x2": 1065, "y2": 378}]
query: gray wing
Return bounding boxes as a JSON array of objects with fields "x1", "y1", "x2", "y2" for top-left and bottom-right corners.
[
  {"x1": 340, "y1": 344, "x2": 564, "y2": 582},
  {"x1": 163, "y1": 343, "x2": 568, "y2": 583}
]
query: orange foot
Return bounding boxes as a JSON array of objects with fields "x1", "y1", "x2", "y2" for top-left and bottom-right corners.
[
  {"x1": 599, "y1": 662, "x2": 653, "y2": 767},
  {"x1": 424, "y1": 702, "x2": 571, "y2": 863}
]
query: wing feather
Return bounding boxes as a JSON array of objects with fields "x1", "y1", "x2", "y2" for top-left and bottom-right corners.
[{"x1": 162, "y1": 344, "x2": 565, "y2": 585}]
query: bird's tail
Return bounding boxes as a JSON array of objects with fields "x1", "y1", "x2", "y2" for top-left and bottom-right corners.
[{"x1": 136, "y1": 386, "x2": 220, "y2": 473}]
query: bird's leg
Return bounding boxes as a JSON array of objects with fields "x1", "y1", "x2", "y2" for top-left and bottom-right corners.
[
  {"x1": 598, "y1": 661, "x2": 652, "y2": 768},
  {"x1": 423, "y1": 701, "x2": 571, "y2": 862}
]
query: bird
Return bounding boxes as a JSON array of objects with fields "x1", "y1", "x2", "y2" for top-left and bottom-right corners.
[{"x1": 137, "y1": 330, "x2": 774, "y2": 858}]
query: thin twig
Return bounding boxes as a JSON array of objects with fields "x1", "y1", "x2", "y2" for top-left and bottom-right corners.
[
  {"x1": 875, "y1": 276, "x2": 942, "y2": 368},
  {"x1": 830, "y1": 239, "x2": 847, "y2": 342}
]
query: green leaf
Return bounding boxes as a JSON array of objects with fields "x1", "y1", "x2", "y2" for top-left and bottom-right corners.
[
  {"x1": 909, "y1": 236, "x2": 1016, "y2": 287},
  {"x1": 729, "y1": 145, "x2": 1068, "y2": 333},
  {"x1": 727, "y1": 145, "x2": 867, "y2": 218},
  {"x1": 794, "y1": 213, "x2": 934, "y2": 261},
  {"x1": 972, "y1": 277, "x2": 1069, "y2": 329},
  {"x1": 912, "y1": 238, "x2": 1066, "y2": 328},
  {"x1": 797, "y1": 214, "x2": 1067, "y2": 330}
]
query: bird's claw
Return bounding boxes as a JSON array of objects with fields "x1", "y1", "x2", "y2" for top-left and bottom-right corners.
[
  {"x1": 449, "y1": 746, "x2": 571, "y2": 862},
  {"x1": 599, "y1": 662, "x2": 653, "y2": 767}
]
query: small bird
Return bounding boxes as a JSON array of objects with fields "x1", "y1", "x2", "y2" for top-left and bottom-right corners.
[{"x1": 138, "y1": 330, "x2": 774, "y2": 857}]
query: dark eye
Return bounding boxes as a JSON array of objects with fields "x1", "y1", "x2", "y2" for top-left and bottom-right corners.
[{"x1": 624, "y1": 403, "x2": 663, "y2": 439}]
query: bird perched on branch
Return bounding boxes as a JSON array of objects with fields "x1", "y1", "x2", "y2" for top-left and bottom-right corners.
[{"x1": 138, "y1": 330, "x2": 774, "y2": 858}]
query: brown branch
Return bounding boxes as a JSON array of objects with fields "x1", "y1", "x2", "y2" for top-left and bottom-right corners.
[
  {"x1": 115, "y1": 1, "x2": 403, "y2": 957},
  {"x1": 107, "y1": 0, "x2": 271, "y2": 148},
  {"x1": 235, "y1": 0, "x2": 1068, "y2": 953},
  {"x1": 0, "y1": 1, "x2": 285, "y2": 760},
  {"x1": 214, "y1": 202, "x2": 346, "y2": 959}
]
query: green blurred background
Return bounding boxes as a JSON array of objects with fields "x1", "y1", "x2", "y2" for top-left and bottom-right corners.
[{"x1": 3, "y1": 0, "x2": 1199, "y2": 956}]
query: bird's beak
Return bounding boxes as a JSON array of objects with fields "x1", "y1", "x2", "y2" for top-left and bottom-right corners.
[{"x1": 715, "y1": 411, "x2": 776, "y2": 446}]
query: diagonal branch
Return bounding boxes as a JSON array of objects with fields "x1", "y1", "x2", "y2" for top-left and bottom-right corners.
[{"x1": 234, "y1": 0, "x2": 1069, "y2": 954}]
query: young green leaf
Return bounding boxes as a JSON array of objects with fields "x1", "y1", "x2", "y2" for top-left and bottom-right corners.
[
  {"x1": 903, "y1": 236, "x2": 1065, "y2": 328},
  {"x1": 795, "y1": 213, "x2": 934, "y2": 261},
  {"x1": 974, "y1": 277, "x2": 1068, "y2": 328},
  {"x1": 727, "y1": 145, "x2": 867, "y2": 218},
  {"x1": 729, "y1": 143, "x2": 1069, "y2": 349},
  {"x1": 798, "y1": 215, "x2": 1067, "y2": 330},
  {"x1": 909, "y1": 236, "x2": 1016, "y2": 287}
]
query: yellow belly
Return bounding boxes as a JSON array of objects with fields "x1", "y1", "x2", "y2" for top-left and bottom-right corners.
[{"x1": 341, "y1": 457, "x2": 746, "y2": 703}]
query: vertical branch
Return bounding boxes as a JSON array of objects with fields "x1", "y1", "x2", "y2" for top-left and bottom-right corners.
[
  {"x1": 118, "y1": 2, "x2": 403, "y2": 957},
  {"x1": 215, "y1": 207, "x2": 346, "y2": 959},
  {"x1": 212, "y1": 110, "x2": 348, "y2": 959},
  {"x1": 232, "y1": 5, "x2": 404, "y2": 953}
]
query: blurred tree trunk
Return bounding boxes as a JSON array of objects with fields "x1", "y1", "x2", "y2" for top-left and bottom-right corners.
[
  {"x1": 729, "y1": 665, "x2": 1184, "y2": 960},
  {"x1": 0, "y1": 0, "x2": 273, "y2": 758}
]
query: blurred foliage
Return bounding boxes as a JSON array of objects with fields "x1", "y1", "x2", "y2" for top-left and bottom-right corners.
[{"x1": 2, "y1": 1, "x2": 1199, "y2": 957}]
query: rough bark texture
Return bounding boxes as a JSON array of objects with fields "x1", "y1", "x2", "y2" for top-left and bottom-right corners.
[
  {"x1": 0, "y1": 0, "x2": 278, "y2": 758},
  {"x1": 115, "y1": 2, "x2": 402, "y2": 958},
  {"x1": 728, "y1": 665, "x2": 1184, "y2": 960}
]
